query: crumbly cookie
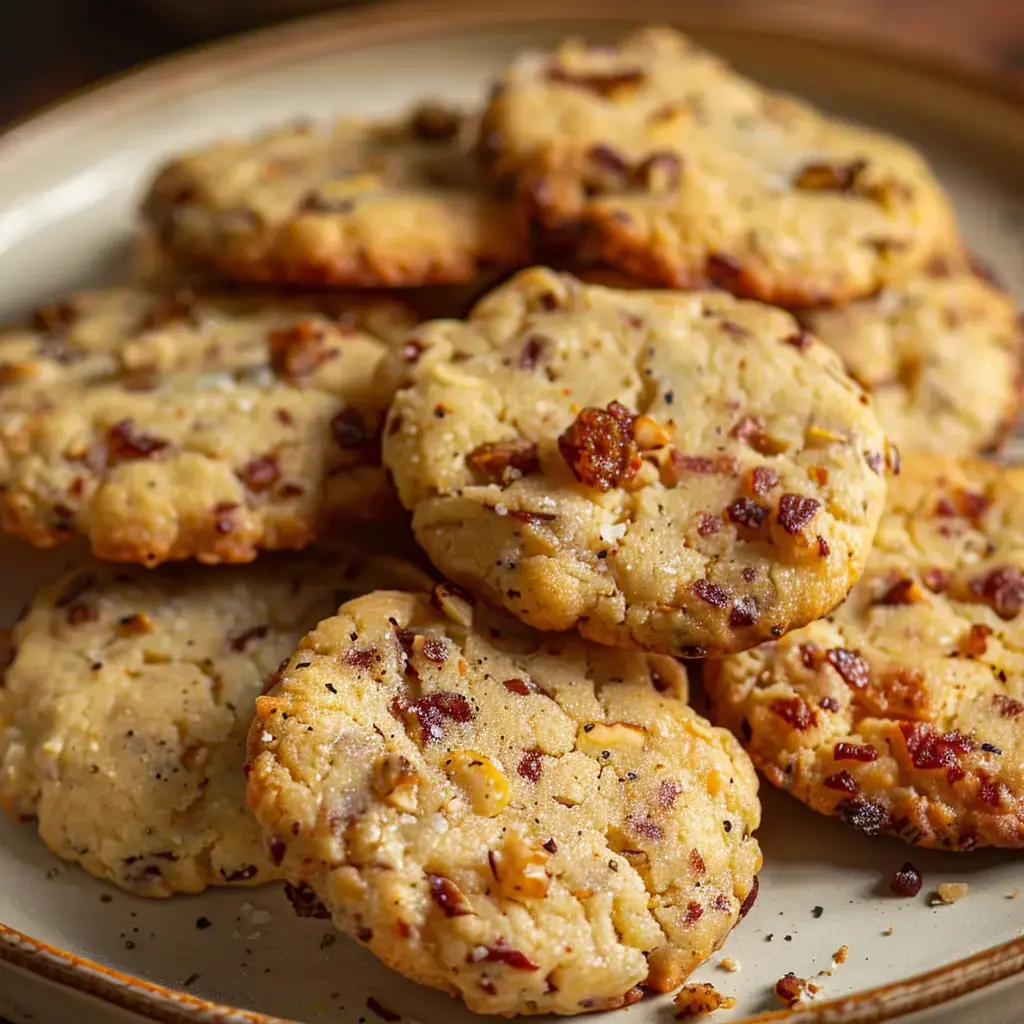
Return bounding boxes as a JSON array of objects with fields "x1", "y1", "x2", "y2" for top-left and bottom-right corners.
[
  {"x1": 246, "y1": 587, "x2": 761, "y2": 1015},
  {"x1": 705, "y1": 456, "x2": 1024, "y2": 850},
  {"x1": 481, "y1": 27, "x2": 962, "y2": 305},
  {"x1": 0, "y1": 551, "x2": 433, "y2": 896},
  {"x1": 0, "y1": 286, "x2": 415, "y2": 564},
  {"x1": 142, "y1": 104, "x2": 526, "y2": 288},
  {"x1": 800, "y1": 270, "x2": 1023, "y2": 456},
  {"x1": 382, "y1": 268, "x2": 891, "y2": 657}
]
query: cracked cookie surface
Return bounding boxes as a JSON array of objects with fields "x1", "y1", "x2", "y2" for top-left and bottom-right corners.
[
  {"x1": 481, "y1": 27, "x2": 961, "y2": 305},
  {"x1": 143, "y1": 105, "x2": 526, "y2": 288},
  {"x1": 800, "y1": 270, "x2": 1023, "y2": 457},
  {"x1": 383, "y1": 268, "x2": 890, "y2": 657},
  {"x1": 705, "y1": 456, "x2": 1024, "y2": 850},
  {"x1": 0, "y1": 286, "x2": 414, "y2": 564},
  {"x1": 0, "y1": 550, "x2": 432, "y2": 896},
  {"x1": 246, "y1": 587, "x2": 760, "y2": 1015}
]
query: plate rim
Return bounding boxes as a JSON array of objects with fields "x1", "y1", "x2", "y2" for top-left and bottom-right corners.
[{"x1": 0, "y1": 1, "x2": 1022, "y2": 1021}]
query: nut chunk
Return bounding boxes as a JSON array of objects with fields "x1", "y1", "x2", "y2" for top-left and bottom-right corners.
[{"x1": 558, "y1": 401, "x2": 641, "y2": 491}]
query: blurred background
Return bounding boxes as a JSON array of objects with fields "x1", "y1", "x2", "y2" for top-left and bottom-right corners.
[{"x1": 2, "y1": 0, "x2": 1023, "y2": 128}]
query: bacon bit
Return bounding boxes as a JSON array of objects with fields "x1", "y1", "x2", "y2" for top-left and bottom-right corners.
[
  {"x1": 344, "y1": 647, "x2": 376, "y2": 669},
  {"x1": 834, "y1": 742, "x2": 878, "y2": 762},
  {"x1": 422, "y1": 637, "x2": 448, "y2": 664},
  {"x1": 969, "y1": 566, "x2": 1024, "y2": 619},
  {"x1": 692, "y1": 579, "x2": 729, "y2": 608},
  {"x1": 874, "y1": 576, "x2": 920, "y2": 606},
  {"x1": 978, "y1": 777, "x2": 1003, "y2": 808},
  {"x1": 993, "y1": 694, "x2": 1024, "y2": 718},
  {"x1": 890, "y1": 862, "x2": 922, "y2": 897},
  {"x1": 674, "y1": 982, "x2": 731, "y2": 1018},
  {"x1": 331, "y1": 409, "x2": 369, "y2": 450},
  {"x1": 519, "y1": 334, "x2": 547, "y2": 370},
  {"x1": 688, "y1": 848, "x2": 706, "y2": 874},
  {"x1": 401, "y1": 692, "x2": 474, "y2": 744},
  {"x1": 800, "y1": 644, "x2": 824, "y2": 669},
  {"x1": 684, "y1": 901, "x2": 704, "y2": 925},
  {"x1": 427, "y1": 874, "x2": 474, "y2": 917},
  {"x1": 730, "y1": 415, "x2": 773, "y2": 453},
  {"x1": 820, "y1": 696, "x2": 840, "y2": 712},
  {"x1": 672, "y1": 452, "x2": 740, "y2": 476},
  {"x1": 710, "y1": 893, "x2": 731, "y2": 913},
  {"x1": 558, "y1": 401, "x2": 641, "y2": 491},
  {"x1": 660, "y1": 780, "x2": 683, "y2": 809},
  {"x1": 636, "y1": 151, "x2": 683, "y2": 192},
  {"x1": 824, "y1": 771, "x2": 858, "y2": 794},
  {"x1": 696, "y1": 512, "x2": 720, "y2": 536},
  {"x1": 628, "y1": 814, "x2": 663, "y2": 842},
  {"x1": 784, "y1": 330, "x2": 813, "y2": 351},
  {"x1": 774, "y1": 971, "x2": 809, "y2": 1008},
  {"x1": 777, "y1": 493, "x2": 820, "y2": 534},
  {"x1": 467, "y1": 439, "x2": 540, "y2": 484},
  {"x1": 503, "y1": 677, "x2": 536, "y2": 696},
  {"x1": 739, "y1": 875, "x2": 759, "y2": 918},
  {"x1": 410, "y1": 101, "x2": 463, "y2": 142},
  {"x1": 770, "y1": 697, "x2": 815, "y2": 730},
  {"x1": 817, "y1": 535, "x2": 831, "y2": 557},
  {"x1": 934, "y1": 488, "x2": 991, "y2": 523},
  {"x1": 107, "y1": 419, "x2": 169, "y2": 461},
  {"x1": 268, "y1": 321, "x2": 335, "y2": 377},
  {"x1": 729, "y1": 596, "x2": 758, "y2": 628},
  {"x1": 517, "y1": 749, "x2": 544, "y2": 783},
  {"x1": 471, "y1": 940, "x2": 541, "y2": 971},
  {"x1": 792, "y1": 159, "x2": 867, "y2": 192},
  {"x1": 727, "y1": 497, "x2": 769, "y2": 529},
  {"x1": 826, "y1": 648, "x2": 870, "y2": 689},
  {"x1": 237, "y1": 454, "x2": 281, "y2": 493},
  {"x1": 228, "y1": 624, "x2": 269, "y2": 653},
  {"x1": 899, "y1": 723, "x2": 973, "y2": 781},
  {"x1": 283, "y1": 881, "x2": 330, "y2": 919},
  {"x1": 961, "y1": 623, "x2": 993, "y2": 658},
  {"x1": 546, "y1": 65, "x2": 645, "y2": 97},
  {"x1": 275, "y1": 408, "x2": 295, "y2": 427},
  {"x1": 750, "y1": 466, "x2": 779, "y2": 496},
  {"x1": 923, "y1": 568, "x2": 950, "y2": 593}
]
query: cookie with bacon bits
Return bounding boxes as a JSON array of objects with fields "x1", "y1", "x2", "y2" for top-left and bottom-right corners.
[
  {"x1": 382, "y1": 268, "x2": 890, "y2": 657},
  {"x1": 481, "y1": 26, "x2": 961, "y2": 305},
  {"x1": 0, "y1": 286, "x2": 414, "y2": 564},
  {"x1": 705, "y1": 456, "x2": 1024, "y2": 850},
  {"x1": 142, "y1": 103, "x2": 526, "y2": 288},
  {"x1": 0, "y1": 549, "x2": 431, "y2": 896},
  {"x1": 801, "y1": 268, "x2": 1023, "y2": 457},
  {"x1": 246, "y1": 586, "x2": 760, "y2": 1015}
]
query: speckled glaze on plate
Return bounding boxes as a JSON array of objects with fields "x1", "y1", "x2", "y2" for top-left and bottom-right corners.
[{"x1": 0, "y1": 3, "x2": 1022, "y2": 1023}]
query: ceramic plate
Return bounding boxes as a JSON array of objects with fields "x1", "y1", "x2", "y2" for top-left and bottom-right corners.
[{"x1": 0, "y1": 3, "x2": 1022, "y2": 1023}]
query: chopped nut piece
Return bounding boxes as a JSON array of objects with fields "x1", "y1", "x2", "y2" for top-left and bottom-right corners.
[
  {"x1": 577, "y1": 721, "x2": 647, "y2": 757},
  {"x1": 427, "y1": 873, "x2": 475, "y2": 917},
  {"x1": 430, "y1": 582, "x2": 473, "y2": 627},
  {"x1": 490, "y1": 834, "x2": 551, "y2": 901},
  {"x1": 718, "y1": 957, "x2": 740, "y2": 972},
  {"x1": 558, "y1": 401, "x2": 641, "y2": 491},
  {"x1": 935, "y1": 882, "x2": 969, "y2": 905},
  {"x1": 372, "y1": 753, "x2": 421, "y2": 813},
  {"x1": 466, "y1": 439, "x2": 540, "y2": 484},
  {"x1": 832, "y1": 944, "x2": 849, "y2": 964},
  {"x1": 633, "y1": 414, "x2": 674, "y2": 450},
  {"x1": 774, "y1": 972, "x2": 809, "y2": 1007},
  {"x1": 444, "y1": 750, "x2": 511, "y2": 816}
]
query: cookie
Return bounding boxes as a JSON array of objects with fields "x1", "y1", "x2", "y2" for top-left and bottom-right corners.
[
  {"x1": 246, "y1": 586, "x2": 761, "y2": 1015},
  {"x1": 481, "y1": 27, "x2": 962, "y2": 305},
  {"x1": 0, "y1": 551, "x2": 433, "y2": 896},
  {"x1": 0, "y1": 286, "x2": 414, "y2": 564},
  {"x1": 142, "y1": 104, "x2": 526, "y2": 288},
  {"x1": 800, "y1": 270, "x2": 1023, "y2": 456},
  {"x1": 382, "y1": 268, "x2": 892, "y2": 657},
  {"x1": 705, "y1": 456, "x2": 1024, "y2": 850}
]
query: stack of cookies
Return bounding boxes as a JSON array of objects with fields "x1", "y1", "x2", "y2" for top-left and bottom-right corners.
[{"x1": 2, "y1": 25, "x2": 1021, "y2": 1018}]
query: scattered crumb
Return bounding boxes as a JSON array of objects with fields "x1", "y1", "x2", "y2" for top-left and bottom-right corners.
[
  {"x1": 182, "y1": 972, "x2": 200, "y2": 987},
  {"x1": 935, "y1": 882, "x2": 969, "y2": 905},
  {"x1": 811, "y1": 905, "x2": 823, "y2": 918},
  {"x1": 832, "y1": 945, "x2": 849, "y2": 964},
  {"x1": 883, "y1": 926, "x2": 894, "y2": 936},
  {"x1": 774, "y1": 972, "x2": 810, "y2": 1008},
  {"x1": 765, "y1": 933, "x2": 774, "y2": 942},
  {"x1": 674, "y1": 982, "x2": 736, "y2": 1018},
  {"x1": 250, "y1": 909, "x2": 272, "y2": 926},
  {"x1": 718, "y1": 957, "x2": 740, "y2": 972},
  {"x1": 195, "y1": 917, "x2": 212, "y2": 930},
  {"x1": 366, "y1": 996, "x2": 402, "y2": 1022},
  {"x1": 320, "y1": 933, "x2": 336, "y2": 950},
  {"x1": 100, "y1": 894, "x2": 113, "y2": 903},
  {"x1": 1008, "y1": 892, "x2": 1019, "y2": 900}
]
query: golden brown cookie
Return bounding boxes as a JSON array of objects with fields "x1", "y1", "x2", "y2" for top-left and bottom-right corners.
[
  {"x1": 801, "y1": 270, "x2": 1023, "y2": 456},
  {"x1": 0, "y1": 550, "x2": 433, "y2": 896},
  {"x1": 383, "y1": 268, "x2": 892, "y2": 657},
  {"x1": 482, "y1": 27, "x2": 962, "y2": 305},
  {"x1": 0, "y1": 286, "x2": 414, "y2": 564},
  {"x1": 246, "y1": 586, "x2": 761, "y2": 1014},
  {"x1": 142, "y1": 104, "x2": 526, "y2": 288},
  {"x1": 705, "y1": 456, "x2": 1024, "y2": 850}
]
